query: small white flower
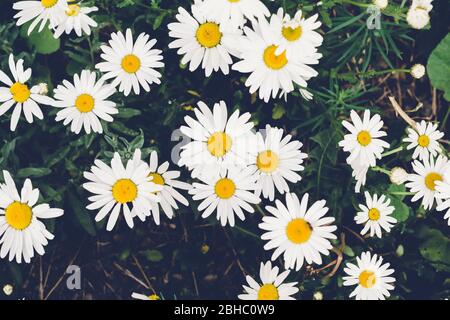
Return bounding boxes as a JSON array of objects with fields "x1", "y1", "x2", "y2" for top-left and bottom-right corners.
[
  {"x1": 373, "y1": 0, "x2": 388, "y2": 10},
  {"x1": 405, "y1": 155, "x2": 450, "y2": 210},
  {"x1": 53, "y1": 4, "x2": 98, "y2": 38},
  {"x1": 131, "y1": 292, "x2": 160, "y2": 300},
  {"x1": 406, "y1": 6, "x2": 430, "y2": 30},
  {"x1": 259, "y1": 192, "x2": 337, "y2": 271},
  {"x1": 343, "y1": 251, "x2": 395, "y2": 300},
  {"x1": 403, "y1": 120, "x2": 444, "y2": 161},
  {"x1": 410, "y1": 64, "x2": 426, "y2": 79},
  {"x1": 96, "y1": 29, "x2": 164, "y2": 96},
  {"x1": 0, "y1": 170, "x2": 64, "y2": 264},
  {"x1": 355, "y1": 192, "x2": 397, "y2": 238},
  {"x1": 53, "y1": 70, "x2": 118, "y2": 134},
  {"x1": 390, "y1": 167, "x2": 408, "y2": 185},
  {"x1": 238, "y1": 261, "x2": 299, "y2": 300}
]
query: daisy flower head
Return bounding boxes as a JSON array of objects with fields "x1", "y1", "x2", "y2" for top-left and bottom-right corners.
[
  {"x1": 0, "y1": 54, "x2": 54, "y2": 131},
  {"x1": 83, "y1": 149, "x2": 162, "y2": 231},
  {"x1": 95, "y1": 28, "x2": 164, "y2": 96},
  {"x1": 259, "y1": 192, "x2": 337, "y2": 271},
  {"x1": 406, "y1": 155, "x2": 450, "y2": 210},
  {"x1": 406, "y1": 0, "x2": 432, "y2": 30},
  {"x1": 435, "y1": 179, "x2": 450, "y2": 225},
  {"x1": 53, "y1": 69, "x2": 117, "y2": 134},
  {"x1": 168, "y1": 3, "x2": 242, "y2": 76},
  {"x1": 343, "y1": 251, "x2": 395, "y2": 300},
  {"x1": 12, "y1": 0, "x2": 67, "y2": 35},
  {"x1": 403, "y1": 120, "x2": 444, "y2": 161},
  {"x1": 270, "y1": 8, "x2": 323, "y2": 59},
  {"x1": 144, "y1": 151, "x2": 191, "y2": 225},
  {"x1": 339, "y1": 109, "x2": 390, "y2": 167},
  {"x1": 350, "y1": 160, "x2": 370, "y2": 193},
  {"x1": 53, "y1": 3, "x2": 98, "y2": 38},
  {"x1": 238, "y1": 261, "x2": 299, "y2": 300},
  {"x1": 0, "y1": 170, "x2": 64, "y2": 264},
  {"x1": 249, "y1": 125, "x2": 307, "y2": 201},
  {"x1": 188, "y1": 165, "x2": 261, "y2": 227},
  {"x1": 355, "y1": 192, "x2": 397, "y2": 238},
  {"x1": 232, "y1": 18, "x2": 319, "y2": 102},
  {"x1": 131, "y1": 292, "x2": 160, "y2": 300},
  {"x1": 178, "y1": 100, "x2": 256, "y2": 178}
]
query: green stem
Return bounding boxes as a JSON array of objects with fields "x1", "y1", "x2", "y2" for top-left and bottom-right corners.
[
  {"x1": 389, "y1": 192, "x2": 415, "y2": 196},
  {"x1": 340, "y1": 0, "x2": 371, "y2": 8},
  {"x1": 371, "y1": 166, "x2": 391, "y2": 175},
  {"x1": 382, "y1": 146, "x2": 404, "y2": 158},
  {"x1": 234, "y1": 226, "x2": 260, "y2": 240}
]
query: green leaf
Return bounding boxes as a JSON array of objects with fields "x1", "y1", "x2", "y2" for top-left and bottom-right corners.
[
  {"x1": 418, "y1": 227, "x2": 450, "y2": 269},
  {"x1": 389, "y1": 196, "x2": 410, "y2": 223},
  {"x1": 143, "y1": 249, "x2": 164, "y2": 262},
  {"x1": 21, "y1": 22, "x2": 60, "y2": 55},
  {"x1": 116, "y1": 108, "x2": 142, "y2": 119},
  {"x1": 272, "y1": 104, "x2": 285, "y2": 120},
  {"x1": 388, "y1": 184, "x2": 406, "y2": 200},
  {"x1": 427, "y1": 33, "x2": 450, "y2": 101},
  {"x1": 68, "y1": 193, "x2": 96, "y2": 236},
  {"x1": 153, "y1": 12, "x2": 167, "y2": 30},
  {"x1": 16, "y1": 167, "x2": 52, "y2": 178}
]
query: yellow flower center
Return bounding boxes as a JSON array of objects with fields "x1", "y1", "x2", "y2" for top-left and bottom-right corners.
[
  {"x1": 282, "y1": 26, "x2": 303, "y2": 42},
  {"x1": 41, "y1": 0, "x2": 58, "y2": 8},
  {"x1": 263, "y1": 45, "x2": 288, "y2": 70},
  {"x1": 112, "y1": 179, "x2": 138, "y2": 204},
  {"x1": 286, "y1": 218, "x2": 312, "y2": 244},
  {"x1": 359, "y1": 270, "x2": 376, "y2": 288},
  {"x1": 5, "y1": 202, "x2": 33, "y2": 230},
  {"x1": 257, "y1": 284, "x2": 279, "y2": 300},
  {"x1": 10, "y1": 82, "x2": 30, "y2": 103},
  {"x1": 207, "y1": 132, "x2": 232, "y2": 157},
  {"x1": 357, "y1": 130, "x2": 372, "y2": 146},
  {"x1": 214, "y1": 178, "x2": 236, "y2": 199},
  {"x1": 196, "y1": 22, "x2": 222, "y2": 48},
  {"x1": 149, "y1": 173, "x2": 165, "y2": 186},
  {"x1": 228, "y1": 0, "x2": 241, "y2": 2},
  {"x1": 417, "y1": 134, "x2": 430, "y2": 147},
  {"x1": 148, "y1": 294, "x2": 160, "y2": 300},
  {"x1": 121, "y1": 54, "x2": 141, "y2": 73},
  {"x1": 368, "y1": 208, "x2": 380, "y2": 221},
  {"x1": 256, "y1": 150, "x2": 279, "y2": 173},
  {"x1": 66, "y1": 4, "x2": 80, "y2": 16},
  {"x1": 75, "y1": 94, "x2": 95, "y2": 113},
  {"x1": 424, "y1": 172, "x2": 443, "y2": 191}
]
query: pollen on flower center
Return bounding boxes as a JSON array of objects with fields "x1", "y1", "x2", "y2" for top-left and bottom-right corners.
[
  {"x1": 214, "y1": 178, "x2": 236, "y2": 199},
  {"x1": 66, "y1": 4, "x2": 81, "y2": 16},
  {"x1": 256, "y1": 150, "x2": 279, "y2": 173},
  {"x1": 368, "y1": 208, "x2": 380, "y2": 221},
  {"x1": 196, "y1": 22, "x2": 222, "y2": 48},
  {"x1": 41, "y1": 0, "x2": 58, "y2": 8},
  {"x1": 148, "y1": 294, "x2": 160, "y2": 300},
  {"x1": 359, "y1": 270, "x2": 376, "y2": 288},
  {"x1": 417, "y1": 134, "x2": 430, "y2": 147},
  {"x1": 357, "y1": 130, "x2": 372, "y2": 146},
  {"x1": 207, "y1": 132, "x2": 232, "y2": 157},
  {"x1": 5, "y1": 201, "x2": 33, "y2": 230},
  {"x1": 286, "y1": 218, "x2": 312, "y2": 244},
  {"x1": 10, "y1": 82, "x2": 30, "y2": 103},
  {"x1": 263, "y1": 45, "x2": 288, "y2": 70},
  {"x1": 257, "y1": 284, "x2": 279, "y2": 300},
  {"x1": 228, "y1": 0, "x2": 241, "y2": 3},
  {"x1": 149, "y1": 173, "x2": 165, "y2": 186},
  {"x1": 282, "y1": 26, "x2": 302, "y2": 42},
  {"x1": 424, "y1": 172, "x2": 443, "y2": 191},
  {"x1": 75, "y1": 94, "x2": 95, "y2": 113},
  {"x1": 112, "y1": 179, "x2": 138, "y2": 204},
  {"x1": 121, "y1": 54, "x2": 141, "y2": 73}
]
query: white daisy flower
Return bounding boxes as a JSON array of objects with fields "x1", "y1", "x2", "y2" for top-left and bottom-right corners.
[
  {"x1": 95, "y1": 28, "x2": 164, "y2": 96},
  {"x1": 339, "y1": 109, "x2": 390, "y2": 167},
  {"x1": 259, "y1": 192, "x2": 337, "y2": 271},
  {"x1": 53, "y1": 70, "x2": 117, "y2": 134},
  {"x1": 270, "y1": 8, "x2": 323, "y2": 59},
  {"x1": 238, "y1": 261, "x2": 299, "y2": 300},
  {"x1": 0, "y1": 170, "x2": 64, "y2": 264},
  {"x1": 412, "y1": 0, "x2": 433, "y2": 12},
  {"x1": 168, "y1": 4, "x2": 242, "y2": 76},
  {"x1": 53, "y1": 3, "x2": 98, "y2": 38},
  {"x1": 410, "y1": 63, "x2": 426, "y2": 79},
  {"x1": 178, "y1": 100, "x2": 255, "y2": 178},
  {"x1": 406, "y1": 6, "x2": 430, "y2": 29},
  {"x1": 435, "y1": 179, "x2": 450, "y2": 226},
  {"x1": 0, "y1": 54, "x2": 54, "y2": 131},
  {"x1": 349, "y1": 160, "x2": 370, "y2": 193},
  {"x1": 144, "y1": 151, "x2": 191, "y2": 225},
  {"x1": 373, "y1": 0, "x2": 389, "y2": 10},
  {"x1": 189, "y1": 166, "x2": 261, "y2": 227},
  {"x1": 83, "y1": 149, "x2": 162, "y2": 231},
  {"x1": 200, "y1": 0, "x2": 270, "y2": 29},
  {"x1": 131, "y1": 292, "x2": 160, "y2": 300},
  {"x1": 12, "y1": 0, "x2": 67, "y2": 35},
  {"x1": 355, "y1": 192, "x2": 397, "y2": 238},
  {"x1": 232, "y1": 18, "x2": 319, "y2": 102},
  {"x1": 343, "y1": 251, "x2": 395, "y2": 300},
  {"x1": 403, "y1": 120, "x2": 444, "y2": 161},
  {"x1": 405, "y1": 155, "x2": 450, "y2": 210},
  {"x1": 249, "y1": 125, "x2": 307, "y2": 201}
]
